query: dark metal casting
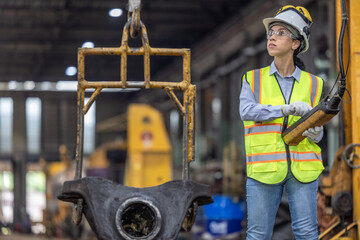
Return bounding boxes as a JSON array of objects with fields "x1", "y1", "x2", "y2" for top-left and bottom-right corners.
[{"x1": 58, "y1": 177, "x2": 213, "y2": 240}]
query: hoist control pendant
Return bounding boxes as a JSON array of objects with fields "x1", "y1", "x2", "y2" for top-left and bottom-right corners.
[{"x1": 58, "y1": 177, "x2": 213, "y2": 240}]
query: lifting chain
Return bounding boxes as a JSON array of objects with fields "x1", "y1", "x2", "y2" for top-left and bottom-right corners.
[
  {"x1": 128, "y1": 0, "x2": 141, "y2": 38},
  {"x1": 342, "y1": 143, "x2": 360, "y2": 168}
]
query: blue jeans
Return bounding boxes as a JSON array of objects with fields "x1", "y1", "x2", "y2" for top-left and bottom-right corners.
[{"x1": 246, "y1": 173, "x2": 319, "y2": 240}]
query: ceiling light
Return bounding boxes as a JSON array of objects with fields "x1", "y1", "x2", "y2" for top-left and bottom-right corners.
[
  {"x1": 8, "y1": 81, "x2": 18, "y2": 90},
  {"x1": 82, "y1": 41, "x2": 95, "y2": 48},
  {"x1": 40, "y1": 81, "x2": 52, "y2": 91},
  {"x1": 65, "y1": 66, "x2": 77, "y2": 76},
  {"x1": 24, "y1": 81, "x2": 35, "y2": 90},
  {"x1": 109, "y1": 8, "x2": 123, "y2": 17}
]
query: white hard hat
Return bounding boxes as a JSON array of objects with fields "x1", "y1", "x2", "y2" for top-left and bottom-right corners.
[{"x1": 263, "y1": 5, "x2": 313, "y2": 53}]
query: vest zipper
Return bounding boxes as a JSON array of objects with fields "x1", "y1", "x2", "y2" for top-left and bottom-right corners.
[{"x1": 274, "y1": 75, "x2": 295, "y2": 174}]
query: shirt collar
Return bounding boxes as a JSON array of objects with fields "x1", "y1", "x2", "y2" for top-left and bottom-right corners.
[{"x1": 269, "y1": 61, "x2": 301, "y2": 82}]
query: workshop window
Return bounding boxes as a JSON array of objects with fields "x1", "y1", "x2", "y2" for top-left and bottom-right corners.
[
  {"x1": 84, "y1": 98, "x2": 96, "y2": 154},
  {"x1": 26, "y1": 171, "x2": 46, "y2": 232},
  {"x1": 26, "y1": 98, "x2": 42, "y2": 154},
  {"x1": 0, "y1": 98, "x2": 13, "y2": 154},
  {"x1": 0, "y1": 171, "x2": 14, "y2": 223}
]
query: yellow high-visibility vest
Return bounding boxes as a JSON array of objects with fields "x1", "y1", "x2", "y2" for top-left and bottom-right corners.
[{"x1": 243, "y1": 66, "x2": 324, "y2": 184}]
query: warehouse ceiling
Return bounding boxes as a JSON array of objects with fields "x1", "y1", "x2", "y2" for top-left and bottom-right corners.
[{"x1": 0, "y1": 0, "x2": 249, "y2": 85}]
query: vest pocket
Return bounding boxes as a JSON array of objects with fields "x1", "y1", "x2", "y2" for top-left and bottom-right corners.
[
  {"x1": 299, "y1": 161, "x2": 324, "y2": 171},
  {"x1": 250, "y1": 134, "x2": 277, "y2": 147},
  {"x1": 250, "y1": 142, "x2": 277, "y2": 155},
  {"x1": 252, "y1": 161, "x2": 277, "y2": 172}
]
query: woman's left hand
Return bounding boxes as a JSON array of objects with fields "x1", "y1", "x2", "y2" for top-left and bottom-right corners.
[{"x1": 302, "y1": 126, "x2": 323, "y2": 142}]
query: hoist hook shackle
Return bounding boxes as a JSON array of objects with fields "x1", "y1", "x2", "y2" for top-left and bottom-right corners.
[{"x1": 127, "y1": 0, "x2": 141, "y2": 38}]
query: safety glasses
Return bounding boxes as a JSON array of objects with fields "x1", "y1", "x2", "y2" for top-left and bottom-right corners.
[{"x1": 266, "y1": 29, "x2": 297, "y2": 40}]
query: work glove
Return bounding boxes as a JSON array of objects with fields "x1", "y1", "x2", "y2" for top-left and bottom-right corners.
[
  {"x1": 302, "y1": 126, "x2": 323, "y2": 142},
  {"x1": 289, "y1": 101, "x2": 312, "y2": 116},
  {"x1": 281, "y1": 105, "x2": 295, "y2": 116}
]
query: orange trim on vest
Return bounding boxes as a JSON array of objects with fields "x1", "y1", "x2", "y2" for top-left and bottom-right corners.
[
  {"x1": 259, "y1": 68, "x2": 263, "y2": 104},
  {"x1": 290, "y1": 151, "x2": 321, "y2": 155},
  {"x1": 292, "y1": 159, "x2": 323, "y2": 162},
  {"x1": 246, "y1": 151, "x2": 287, "y2": 157},
  {"x1": 246, "y1": 159, "x2": 287, "y2": 164},
  {"x1": 244, "y1": 123, "x2": 283, "y2": 129},
  {"x1": 245, "y1": 131, "x2": 282, "y2": 137},
  {"x1": 308, "y1": 73, "x2": 313, "y2": 107},
  {"x1": 251, "y1": 70, "x2": 255, "y2": 93},
  {"x1": 313, "y1": 76, "x2": 320, "y2": 107}
]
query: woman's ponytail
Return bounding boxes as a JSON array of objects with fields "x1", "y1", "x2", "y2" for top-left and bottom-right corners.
[
  {"x1": 293, "y1": 36, "x2": 306, "y2": 70},
  {"x1": 294, "y1": 52, "x2": 305, "y2": 70}
]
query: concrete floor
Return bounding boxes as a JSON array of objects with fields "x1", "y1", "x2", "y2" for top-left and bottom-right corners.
[{"x1": 0, "y1": 234, "x2": 70, "y2": 240}]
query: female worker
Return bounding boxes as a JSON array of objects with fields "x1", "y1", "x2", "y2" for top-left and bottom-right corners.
[{"x1": 239, "y1": 6, "x2": 324, "y2": 240}]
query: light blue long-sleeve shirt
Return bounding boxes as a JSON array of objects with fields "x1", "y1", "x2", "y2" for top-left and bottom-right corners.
[{"x1": 239, "y1": 61, "x2": 323, "y2": 142}]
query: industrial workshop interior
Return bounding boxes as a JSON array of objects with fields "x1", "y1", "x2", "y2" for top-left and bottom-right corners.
[{"x1": 0, "y1": 0, "x2": 359, "y2": 239}]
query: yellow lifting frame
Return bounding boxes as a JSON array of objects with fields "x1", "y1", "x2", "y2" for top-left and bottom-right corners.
[
  {"x1": 67, "y1": 2, "x2": 198, "y2": 225},
  {"x1": 74, "y1": 20, "x2": 196, "y2": 183}
]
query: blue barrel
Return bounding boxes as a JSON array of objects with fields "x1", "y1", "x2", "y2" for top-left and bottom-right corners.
[{"x1": 204, "y1": 195, "x2": 245, "y2": 237}]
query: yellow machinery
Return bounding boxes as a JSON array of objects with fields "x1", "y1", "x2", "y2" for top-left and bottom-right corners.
[
  {"x1": 40, "y1": 145, "x2": 75, "y2": 237},
  {"x1": 125, "y1": 104, "x2": 172, "y2": 187},
  {"x1": 318, "y1": 0, "x2": 360, "y2": 239},
  {"x1": 88, "y1": 104, "x2": 172, "y2": 188}
]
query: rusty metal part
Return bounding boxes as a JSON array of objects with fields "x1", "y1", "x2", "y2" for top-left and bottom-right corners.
[
  {"x1": 128, "y1": 0, "x2": 141, "y2": 38},
  {"x1": 58, "y1": 177, "x2": 213, "y2": 240},
  {"x1": 75, "y1": 89, "x2": 85, "y2": 180},
  {"x1": 342, "y1": 143, "x2": 360, "y2": 169},
  {"x1": 72, "y1": 198, "x2": 83, "y2": 225},
  {"x1": 75, "y1": 17, "x2": 194, "y2": 182},
  {"x1": 181, "y1": 201, "x2": 198, "y2": 232},
  {"x1": 187, "y1": 85, "x2": 196, "y2": 164},
  {"x1": 58, "y1": 7, "x2": 211, "y2": 238},
  {"x1": 165, "y1": 87, "x2": 185, "y2": 116},
  {"x1": 130, "y1": 9, "x2": 141, "y2": 38},
  {"x1": 116, "y1": 197, "x2": 161, "y2": 240}
]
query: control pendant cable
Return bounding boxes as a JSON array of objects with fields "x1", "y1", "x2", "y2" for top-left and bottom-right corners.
[{"x1": 282, "y1": 0, "x2": 348, "y2": 145}]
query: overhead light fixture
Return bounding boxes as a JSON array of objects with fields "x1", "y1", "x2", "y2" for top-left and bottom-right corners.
[
  {"x1": 8, "y1": 81, "x2": 18, "y2": 90},
  {"x1": 40, "y1": 81, "x2": 53, "y2": 91},
  {"x1": 82, "y1": 41, "x2": 95, "y2": 48},
  {"x1": 65, "y1": 66, "x2": 77, "y2": 76},
  {"x1": 109, "y1": 8, "x2": 123, "y2": 17},
  {"x1": 24, "y1": 81, "x2": 35, "y2": 90}
]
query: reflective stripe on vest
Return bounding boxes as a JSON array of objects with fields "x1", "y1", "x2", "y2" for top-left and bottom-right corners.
[
  {"x1": 243, "y1": 66, "x2": 324, "y2": 184},
  {"x1": 309, "y1": 73, "x2": 321, "y2": 107},
  {"x1": 252, "y1": 69, "x2": 261, "y2": 102}
]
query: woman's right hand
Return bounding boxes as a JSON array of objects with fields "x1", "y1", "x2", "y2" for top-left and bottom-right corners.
[{"x1": 289, "y1": 101, "x2": 312, "y2": 116}]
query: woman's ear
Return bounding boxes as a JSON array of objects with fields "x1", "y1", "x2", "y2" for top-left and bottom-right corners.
[{"x1": 292, "y1": 40, "x2": 301, "y2": 51}]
